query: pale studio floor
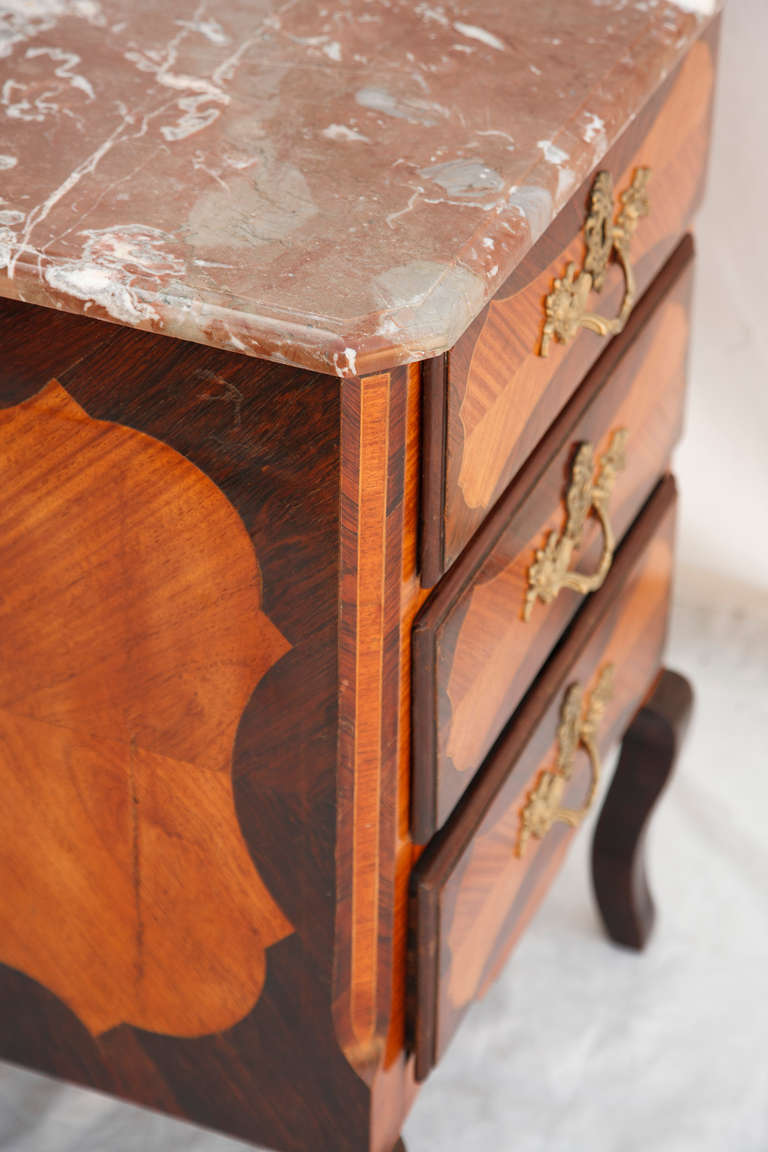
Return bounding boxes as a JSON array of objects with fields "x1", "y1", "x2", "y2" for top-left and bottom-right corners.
[{"x1": 2, "y1": 5, "x2": 768, "y2": 1147}]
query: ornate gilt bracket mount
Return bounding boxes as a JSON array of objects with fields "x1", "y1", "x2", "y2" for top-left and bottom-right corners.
[
  {"x1": 524, "y1": 428, "x2": 627, "y2": 622},
  {"x1": 517, "y1": 665, "x2": 615, "y2": 858},
  {"x1": 540, "y1": 168, "x2": 651, "y2": 357}
]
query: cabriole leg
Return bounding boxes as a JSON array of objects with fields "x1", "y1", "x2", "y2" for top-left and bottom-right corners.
[{"x1": 592, "y1": 668, "x2": 693, "y2": 949}]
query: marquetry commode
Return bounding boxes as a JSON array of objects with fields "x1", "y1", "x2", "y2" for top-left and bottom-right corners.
[{"x1": 0, "y1": 3, "x2": 720, "y2": 1150}]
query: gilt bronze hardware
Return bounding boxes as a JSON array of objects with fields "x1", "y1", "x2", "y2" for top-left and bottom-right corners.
[
  {"x1": 517, "y1": 665, "x2": 614, "y2": 858},
  {"x1": 540, "y1": 168, "x2": 651, "y2": 357},
  {"x1": 523, "y1": 428, "x2": 627, "y2": 621}
]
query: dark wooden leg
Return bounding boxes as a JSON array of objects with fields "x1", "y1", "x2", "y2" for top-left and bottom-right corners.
[{"x1": 592, "y1": 668, "x2": 693, "y2": 949}]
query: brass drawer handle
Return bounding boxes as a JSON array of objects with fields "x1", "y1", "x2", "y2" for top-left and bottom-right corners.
[
  {"x1": 540, "y1": 168, "x2": 651, "y2": 357},
  {"x1": 517, "y1": 665, "x2": 614, "y2": 858},
  {"x1": 524, "y1": 428, "x2": 626, "y2": 621}
]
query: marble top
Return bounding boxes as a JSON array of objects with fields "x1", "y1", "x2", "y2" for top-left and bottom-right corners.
[{"x1": 0, "y1": 0, "x2": 718, "y2": 377}]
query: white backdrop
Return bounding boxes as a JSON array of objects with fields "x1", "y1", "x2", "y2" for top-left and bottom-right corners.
[
  {"x1": 1, "y1": 2, "x2": 767, "y2": 1149},
  {"x1": 675, "y1": 0, "x2": 768, "y2": 603}
]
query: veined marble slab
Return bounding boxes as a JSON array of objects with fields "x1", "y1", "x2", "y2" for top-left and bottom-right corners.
[{"x1": 0, "y1": 0, "x2": 718, "y2": 376}]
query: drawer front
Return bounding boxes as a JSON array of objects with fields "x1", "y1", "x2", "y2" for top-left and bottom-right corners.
[
  {"x1": 410, "y1": 477, "x2": 677, "y2": 1079},
  {"x1": 412, "y1": 237, "x2": 693, "y2": 841},
  {"x1": 420, "y1": 24, "x2": 717, "y2": 583}
]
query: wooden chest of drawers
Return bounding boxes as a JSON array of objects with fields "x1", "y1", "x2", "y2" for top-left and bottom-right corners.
[{"x1": 0, "y1": 4, "x2": 719, "y2": 1151}]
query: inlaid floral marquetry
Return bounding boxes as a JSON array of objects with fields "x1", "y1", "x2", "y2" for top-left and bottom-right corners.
[{"x1": 0, "y1": 381, "x2": 293, "y2": 1038}]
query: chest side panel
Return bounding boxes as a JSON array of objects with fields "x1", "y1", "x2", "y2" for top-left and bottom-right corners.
[{"x1": 0, "y1": 299, "x2": 369, "y2": 1152}]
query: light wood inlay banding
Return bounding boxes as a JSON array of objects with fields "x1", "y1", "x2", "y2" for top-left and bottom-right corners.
[{"x1": 336, "y1": 369, "x2": 410, "y2": 1070}]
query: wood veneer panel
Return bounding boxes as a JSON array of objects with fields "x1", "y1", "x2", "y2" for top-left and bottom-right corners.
[
  {"x1": 412, "y1": 236, "x2": 693, "y2": 840},
  {"x1": 0, "y1": 380, "x2": 294, "y2": 1038},
  {"x1": 411, "y1": 476, "x2": 678, "y2": 1079},
  {"x1": 0, "y1": 300, "x2": 371, "y2": 1152},
  {"x1": 421, "y1": 20, "x2": 718, "y2": 582}
]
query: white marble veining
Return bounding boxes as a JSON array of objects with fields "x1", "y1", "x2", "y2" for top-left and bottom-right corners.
[{"x1": 0, "y1": 0, "x2": 721, "y2": 375}]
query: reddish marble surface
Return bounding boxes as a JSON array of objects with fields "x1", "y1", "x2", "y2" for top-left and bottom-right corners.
[{"x1": 0, "y1": 0, "x2": 718, "y2": 376}]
